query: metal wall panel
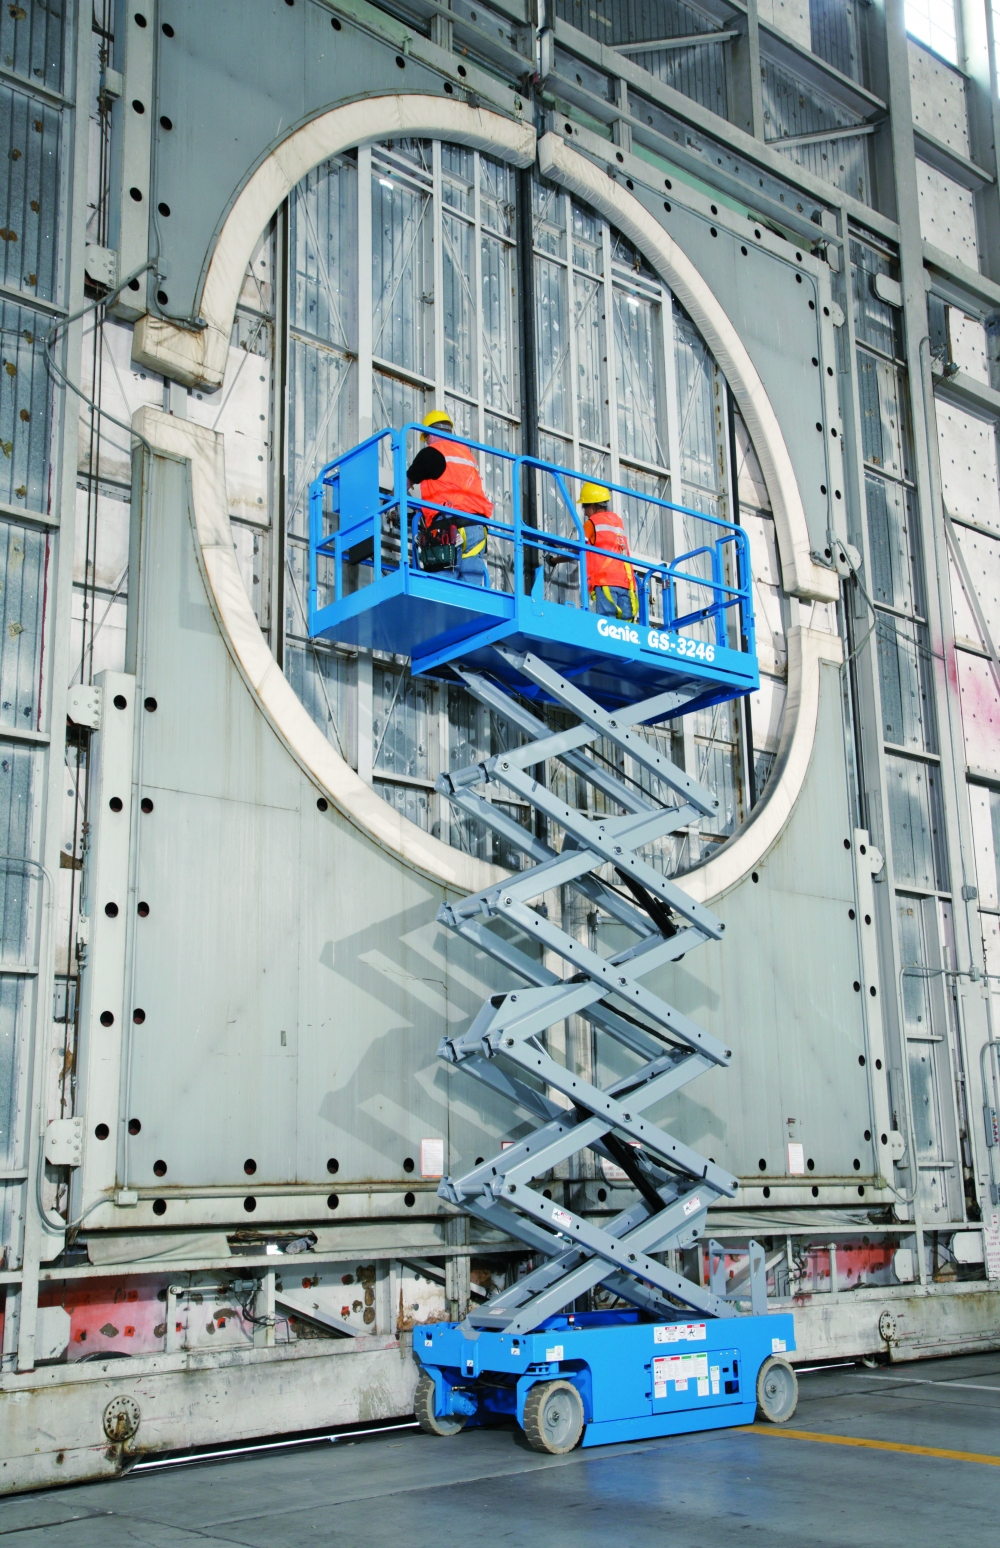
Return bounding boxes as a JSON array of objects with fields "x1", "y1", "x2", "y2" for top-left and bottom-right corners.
[
  {"x1": 916, "y1": 160, "x2": 979, "y2": 269},
  {"x1": 762, "y1": 56, "x2": 869, "y2": 203},
  {"x1": 0, "y1": 520, "x2": 46, "y2": 734},
  {"x1": 809, "y1": 0, "x2": 859, "y2": 80},
  {"x1": 937, "y1": 403, "x2": 1000, "y2": 532},
  {"x1": 907, "y1": 38, "x2": 970, "y2": 157},
  {"x1": 951, "y1": 526, "x2": 1000, "y2": 645},
  {"x1": 0, "y1": 83, "x2": 60, "y2": 306},
  {"x1": 885, "y1": 752, "x2": 947, "y2": 892},
  {"x1": 653, "y1": 665, "x2": 873, "y2": 1180},
  {"x1": 0, "y1": 301, "x2": 54, "y2": 514},
  {"x1": 0, "y1": 0, "x2": 65, "y2": 96},
  {"x1": 876, "y1": 614, "x2": 936, "y2": 752},
  {"x1": 957, "y1": 651, "x2": 1000, "y2": 776}
]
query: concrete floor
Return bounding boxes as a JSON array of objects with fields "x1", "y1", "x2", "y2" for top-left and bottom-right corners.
[{"x1": 2, "y1": 1352, "x2": 998, "y2": 1546}]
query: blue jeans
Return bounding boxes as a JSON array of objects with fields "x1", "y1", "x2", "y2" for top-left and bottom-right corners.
[
  {"x1": 449, "y1": 555, "x2": 488, "y2": 587},
  {"x1": 592, "y1": 585, "x2": 635, "y2": 619}
]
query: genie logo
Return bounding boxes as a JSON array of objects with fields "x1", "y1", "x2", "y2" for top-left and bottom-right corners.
[{"x1": 597, "y1": 617, "x2": 639, "y2": 644}]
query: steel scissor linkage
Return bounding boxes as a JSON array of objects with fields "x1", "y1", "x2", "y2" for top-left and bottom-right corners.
[{"x1": 434, "y1": 653, "x2": 736, "y2": 1333}]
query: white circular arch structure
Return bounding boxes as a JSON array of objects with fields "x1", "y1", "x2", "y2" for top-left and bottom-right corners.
[{"x1": 131, "y1": 94, "x2": 842, "y2": 903}]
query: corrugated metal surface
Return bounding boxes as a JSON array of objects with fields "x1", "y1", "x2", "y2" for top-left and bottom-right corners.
[
  {"x1": 0, "y1": 972, "x2": 26, "y2": 1165},
  {"x1": 554, "y1": 0, "x2": 728, "y2": 114},
  {"x1": 866, "y1": 475, "x2": 923, "y2": 616},
  {"x1": 0, "y1": 739, "x2": 39, "y2": 964},
  {"x1": 0, "y1": 0, "x2": 65, "y2": 94},
  {"x1": 876, "y1": 615, "x2": 936, "y2": 752},
  {"x1": 763, "y1": 57, "x2": 870, "y2": 203},
  {"x1": 0, "y1": 300, "x2": 54, "y2": 514},
  {"x1": 850, "y1": 238, "x2": 903, "y2": 359},
  {"x1": 809, "y1": 0, "x2": 859, "y2": 80},
  {"x1": 858, "y1": 353, "x2": 911, "y2": 480},
  {"x1": 0, "y1": 83, "x2": 60, "y2": 304},
  {"x1": 625, "y1": 40, "x2": 727, "y2": 117},
  {"x1": 0, "y1": 519, "x2": 46, "y2": 734},
  {"x1": 885, "y1": 751, "x2": 947, "y2": 890}
]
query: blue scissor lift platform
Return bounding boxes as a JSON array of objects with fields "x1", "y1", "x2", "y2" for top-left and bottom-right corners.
[{"x1": 309, "y1": 427, "x2": 797, "y2": 1454}]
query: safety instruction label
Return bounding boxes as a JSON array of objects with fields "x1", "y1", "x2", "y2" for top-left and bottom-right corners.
[
  {"x1": 544, "y1": 1345, "x2": 564, "y2": 1362},
  {"x1": 653, "y1": 1352, "x2": 709, "y2": 1397},
  {"x1": 654, "y1": 1322, "x2": 706, "y2": 1344}
]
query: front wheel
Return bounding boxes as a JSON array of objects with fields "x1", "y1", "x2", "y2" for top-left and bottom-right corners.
[
  {"x1": 414, "y1": 1371, "x2": 468, "y2": 1437},
  {"x1": 756, "y1": 1356, "x2": 798, "y2": 1423},
  {"x1": 522, "y1": 1379, "x2": 585, "y2": 1454}
]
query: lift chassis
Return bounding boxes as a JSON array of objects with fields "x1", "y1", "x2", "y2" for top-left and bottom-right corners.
[
  {"x1": 412, "y1": 653, "x2": 798, "y2": 1450},
  {"x1": 309, "y1": 435, "x2": 798, "y2": 1452}
]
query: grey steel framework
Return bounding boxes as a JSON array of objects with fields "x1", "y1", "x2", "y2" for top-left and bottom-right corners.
[{"x1": 436, "y1": 650, "x2": 766, "y2": 1331}]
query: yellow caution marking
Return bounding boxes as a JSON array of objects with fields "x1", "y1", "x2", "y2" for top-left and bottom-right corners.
[{"x1": 737, "y1": 1425, "x2": 1000, "y2": 1467}]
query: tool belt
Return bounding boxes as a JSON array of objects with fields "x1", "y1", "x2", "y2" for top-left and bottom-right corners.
[{"x1": 421, "y1": 541, "x2": 462, "y2": 572}]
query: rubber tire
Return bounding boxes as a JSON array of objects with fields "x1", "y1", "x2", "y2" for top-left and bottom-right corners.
[
  {"x1": 414, "y1": 1371, "x2": 468, "y2": 1437},
  {"x1": 756, "y1": 1356, "x2": 798, "y2": 1423},
  {"x1": 522, "y1": 1379, "x2": 585, "y2": 1454}
]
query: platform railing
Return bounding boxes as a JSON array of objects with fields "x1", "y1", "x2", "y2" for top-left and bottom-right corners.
[{"x1": 308, "y1": 425, "x2": 755, "y2": 658}]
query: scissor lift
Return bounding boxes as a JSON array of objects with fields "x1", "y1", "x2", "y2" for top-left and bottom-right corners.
[{"x1": 309, "y1": 426, "x2": 798, "y2": 1453}]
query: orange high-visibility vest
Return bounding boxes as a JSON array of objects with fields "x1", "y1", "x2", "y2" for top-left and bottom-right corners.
[
  {"x1": 420, "y1": 436, "x2": 493, "y2": 533},
  {"x1": 584, "y1": 508, "x2": 634, "y2": 592}
]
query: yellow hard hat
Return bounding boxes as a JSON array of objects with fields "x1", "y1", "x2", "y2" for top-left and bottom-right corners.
[
  {"x1": 422, "y1": 409, "x2": 454, "y2": 430},
  {"x1": 580, "y1": 481, "x2": 611, "y2": 505}
]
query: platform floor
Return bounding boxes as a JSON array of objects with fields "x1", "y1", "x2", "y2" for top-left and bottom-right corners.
[{"x1": 3, "y1": 1352, "x2": 998, "y2": 1545}]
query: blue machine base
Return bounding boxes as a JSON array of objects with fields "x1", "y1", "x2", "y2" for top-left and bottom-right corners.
[
  {"x1": 312, "y1": 572, "x2": 757, "y2": 716},
  {"x1": 413, "y1": 1309, "x2": 794, "y2": 1447}
]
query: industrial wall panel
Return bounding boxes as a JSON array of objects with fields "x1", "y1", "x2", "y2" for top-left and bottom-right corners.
[
  {"x1": 968, "y1": 782, "x2": 1000, "y2": 909},
  {"x1": 762, "y1": 55, "x2": 869, "y2": 204},
  {"x1": 957, "y1": 650, "x2": 1000, "y2": 776},
  {"x1": 951, "y1": 525, "x2": 1000, "y2": 644},
  {"x1": 850, "y1": 239, "x2": 904, "y2": 360},
  {"x1": 622, "y1": 40, "x2": 727, "y2": 118},
  {"x1": 0, "y1": 519, "x2": 46, "y2": 734},
  {"x1": 809, "y1": 0, "x2": 859, "y2": 80},
  {"x1": 876, "y1": 614, "x2": 936, "y2": 753},
  {"x1": 0, "y1": 971, "x2": 27, "y2": 1167},
  {"x1": 150, "y1": 1, "x2": 471, "y2": 319},
  {"x1": 630, "y1": 179, "x2": 841, "y2": 567},
  {"x1": 916, "y1": 160, "x2": 979, "y2": 269},
  {"x1": 120, "y1": 448, "x2": 517, "y2": 1202},
  {"x1": 866, "y1": 476, "x2": 923, "y2": 616},
  {"x1": 948, "y1": 310, "x2": 991, "y2": 385},
  {"x1": 937, "y1": 402, "x2": 1000, "y2": 532},
  {"x1": 0, "y1": 0, "x2": 66, "y2": 95},
  {"x1": 0, "y1": 300, "x2": 54, "y2": 515},
  {"x1": 884, "y1": 751, "x2": 947, "y2": 891},
  {"x1": 0, "y1": 82, "x2": 60, "y2": 306},
  {"x1": 758, "y1": 0, "x2": 812, "y2": 49},
  {"x1": 651, "y1": 663, "x2": 873, "y2": 1181},
  {"x1": 907, "y1": 39, "x2": 970, "y2": 158}
]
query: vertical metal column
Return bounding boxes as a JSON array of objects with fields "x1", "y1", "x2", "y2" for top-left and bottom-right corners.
[{"x1": 434, "y1": 648, "x2": 747, "y2": 1336}]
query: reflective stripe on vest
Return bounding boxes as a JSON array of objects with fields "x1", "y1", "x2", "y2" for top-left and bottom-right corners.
[
  {"x1": 584, "y1": 508, "x2": 633, "y2": 592},
  {"x1": 420, "y1": 435, "x2": 493, "y2": 529}
]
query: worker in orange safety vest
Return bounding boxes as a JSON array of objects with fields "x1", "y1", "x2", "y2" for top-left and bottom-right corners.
[
  {"x1": 579, "y1": 482, "x2": 638, "y2": 621},
  {"x1": 405, "y1": 409, "x2": 492, "y2": 587}
]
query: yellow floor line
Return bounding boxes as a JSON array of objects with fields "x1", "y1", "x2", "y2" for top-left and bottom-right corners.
[{"x1": 736, "y1": 1426, "x2": 1000, "y2": 1467}]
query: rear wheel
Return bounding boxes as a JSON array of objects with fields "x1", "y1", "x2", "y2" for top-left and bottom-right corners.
[
  {"x1": 756, "y1": 1356, "x2": 798, "y2": 1423},
  {"x1": 522, "y1": 1379, "x2": 584, "y2": 1454},
  {"x1": 414, "y1": 1370, "x2": 468, "y2": 1437}
]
